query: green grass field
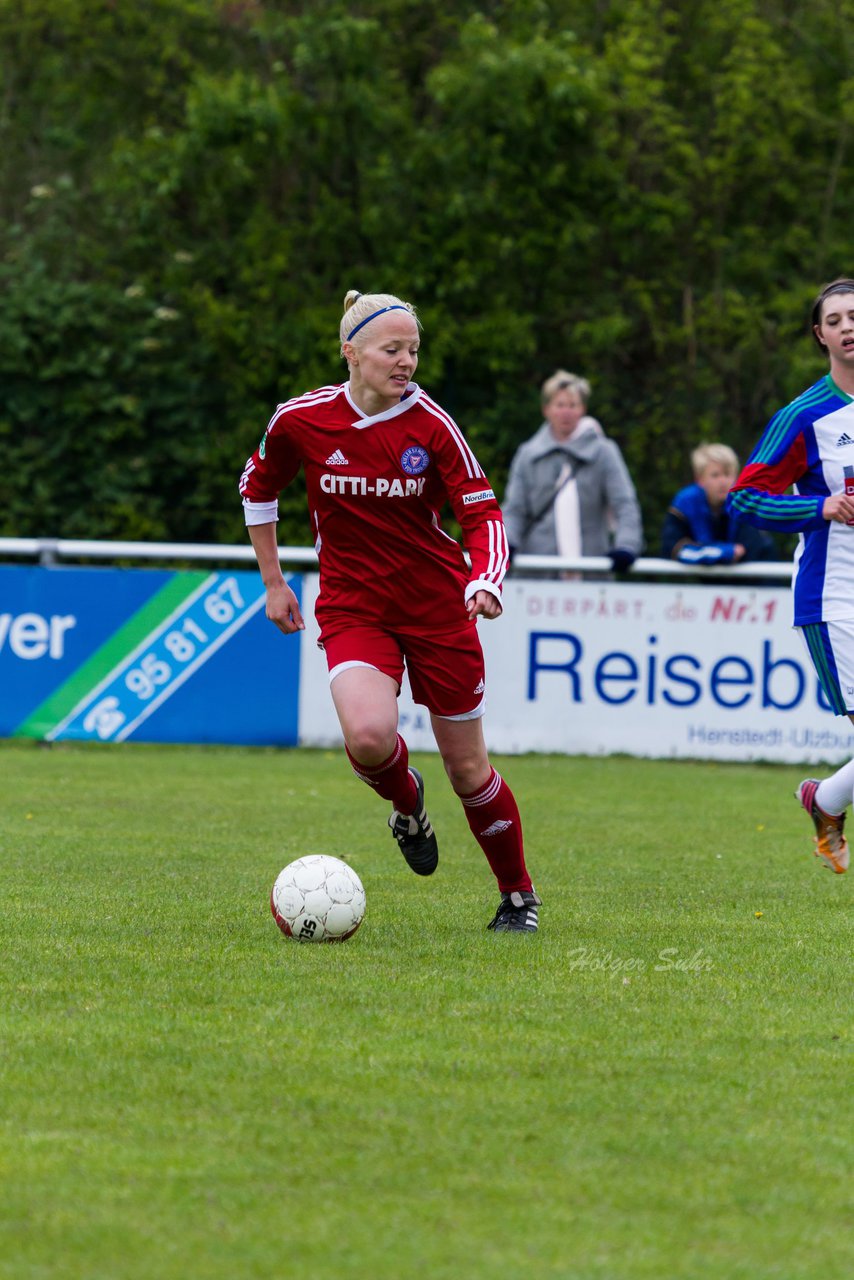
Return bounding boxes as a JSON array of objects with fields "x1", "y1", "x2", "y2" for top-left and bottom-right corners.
[{"x1": 0, "y1": 740, "x2": 851, "y2": 1280}]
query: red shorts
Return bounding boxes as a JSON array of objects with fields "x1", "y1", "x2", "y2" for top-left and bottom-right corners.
[{"x1": 319, "y1": 619, "x2": 486, "y2": 719}]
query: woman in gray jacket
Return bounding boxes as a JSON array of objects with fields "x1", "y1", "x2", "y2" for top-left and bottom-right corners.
[{"x1": 502, "y1": 370, "x2": 643, "y2": 572}]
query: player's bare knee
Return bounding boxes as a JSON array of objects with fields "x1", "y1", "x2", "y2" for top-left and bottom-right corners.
[
  {"x1": 346, "y1": 725, "x2": 397, "y2": 766},
  {"x1": 445, "y1": 757, "x2": 491, "y2": 796}
]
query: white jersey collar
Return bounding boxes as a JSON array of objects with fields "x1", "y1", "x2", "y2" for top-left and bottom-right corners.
[{"x1": 344, "y1": 381, "x2": 423, "y2": 428}]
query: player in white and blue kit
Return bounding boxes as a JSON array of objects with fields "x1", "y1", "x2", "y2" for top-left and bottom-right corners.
[{"x1": 728, "y1": 278, "x2": 854, "y2": 874}]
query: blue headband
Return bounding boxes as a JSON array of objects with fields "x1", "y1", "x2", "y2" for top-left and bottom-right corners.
[{"x1": 346, "y1": 304, "x2": 410, "y2": 341}]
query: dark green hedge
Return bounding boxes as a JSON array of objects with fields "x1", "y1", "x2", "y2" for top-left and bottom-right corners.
[{"x1": 0, "y1": 0, "x2": 848, "y2": 551}]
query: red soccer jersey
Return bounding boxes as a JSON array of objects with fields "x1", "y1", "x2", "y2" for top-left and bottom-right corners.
[{"x1": 239, "y1": 381, "x2": 509, "y2": 631}]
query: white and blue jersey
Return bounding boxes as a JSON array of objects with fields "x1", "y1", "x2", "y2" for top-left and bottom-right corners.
[{"x1": 728, "y1": 375, "x2": 854, "y2": 625}]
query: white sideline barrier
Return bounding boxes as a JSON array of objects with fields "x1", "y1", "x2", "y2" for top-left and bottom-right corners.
[
  {"x1": 0, "y1": 536, "x2": 316, "y2": 567},
  {"x1": 0, "y1": 535, "x2": 792, "y2": 580}
]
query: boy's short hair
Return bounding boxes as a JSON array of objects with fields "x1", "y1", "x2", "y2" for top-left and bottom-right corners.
[{"x1": 691, "y1": 442, "x2": 738, "y2": 478}]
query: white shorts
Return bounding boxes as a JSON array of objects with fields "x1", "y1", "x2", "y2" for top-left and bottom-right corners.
[{"x1": 797, "y1": 620, "x2": 854, "y2": 716}]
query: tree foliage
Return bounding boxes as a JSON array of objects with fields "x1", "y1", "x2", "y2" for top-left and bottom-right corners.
[{"x1": 1, "y1": 0, "x2": 852, "y2": 549}]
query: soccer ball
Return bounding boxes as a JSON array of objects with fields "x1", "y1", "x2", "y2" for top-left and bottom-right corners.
[{"x1": 271, "y1": 855, "x2": 366, "y2": 943}]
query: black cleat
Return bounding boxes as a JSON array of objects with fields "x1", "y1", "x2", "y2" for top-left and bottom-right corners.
[
  {"x1": 487, "y1": 889, "x2": 542, "y2": 933},
  {"x1": 388, "y1": 767, "x2": 439, "y2": 876}
]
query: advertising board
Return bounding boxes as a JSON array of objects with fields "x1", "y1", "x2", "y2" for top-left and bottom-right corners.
[
  {"x1": 6, "y1": 565, "x2": 854, "y2": 763},
  {"x1": 0, "y1": 565, "x2": 301, "y2": 745},
  {"x1": 298, "y1": 575, "x2": 854, "y2": 764}
]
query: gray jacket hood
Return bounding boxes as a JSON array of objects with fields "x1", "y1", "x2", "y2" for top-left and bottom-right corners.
[{"x1": 525, "y1": 417, "x2": 606, "y2": 465}]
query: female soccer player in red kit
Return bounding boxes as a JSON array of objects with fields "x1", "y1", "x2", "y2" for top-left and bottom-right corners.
[{"x1": 239, "y1": 290, "x2": 541, "y2": 931}]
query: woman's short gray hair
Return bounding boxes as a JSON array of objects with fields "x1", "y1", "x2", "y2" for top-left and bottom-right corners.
[{"x1": 541, "y1": 369, "x2": 591, "y2": 409}]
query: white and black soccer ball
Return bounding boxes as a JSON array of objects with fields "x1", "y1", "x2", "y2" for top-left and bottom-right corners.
[{"x1": 271, "y1": 855, "x2": 366, "y2": 943}]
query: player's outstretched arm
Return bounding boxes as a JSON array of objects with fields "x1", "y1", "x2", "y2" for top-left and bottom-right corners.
[{"x1": 248, "y1": 522, "x2": 305, "y2": 635}]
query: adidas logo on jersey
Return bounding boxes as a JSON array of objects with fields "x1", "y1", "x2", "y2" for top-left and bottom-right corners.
[
  {"x1": 473, "y1": 678, "x2": 485, "y2": 695},
  {"x1": 325, "y1": 449, "x2": 349, "y2": 466},
  {"x1": 837, "y1": 433, "x2": 854, "y2": 447},
  {"x1": 481, "y1": 819, "x2": 513, "y2": 837}
]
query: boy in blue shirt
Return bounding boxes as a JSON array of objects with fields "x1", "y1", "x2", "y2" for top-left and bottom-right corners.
[{"x1": 662, "y1": 442, "x2": 776, "y2": 566}]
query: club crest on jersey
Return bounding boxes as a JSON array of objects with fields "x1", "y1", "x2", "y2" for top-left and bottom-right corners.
[
  {"x1": 400, "y1": 445, "x2": 430, "y2": 476},
  {"x1": 259, "y1": 435, "x2": 267, "y2": 460}
]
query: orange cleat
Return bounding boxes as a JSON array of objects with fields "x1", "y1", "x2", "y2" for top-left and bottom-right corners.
[{"x1": 795, "y1": 779, "x2": 849, "y2": 873}]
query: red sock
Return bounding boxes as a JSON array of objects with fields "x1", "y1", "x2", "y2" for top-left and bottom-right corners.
[
  {"x1": 346, "y1": 735, "x2": 417, "y2": 813},
  {"x1": 459, "y1": 768, "x2": 533, "y2": 894}
]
